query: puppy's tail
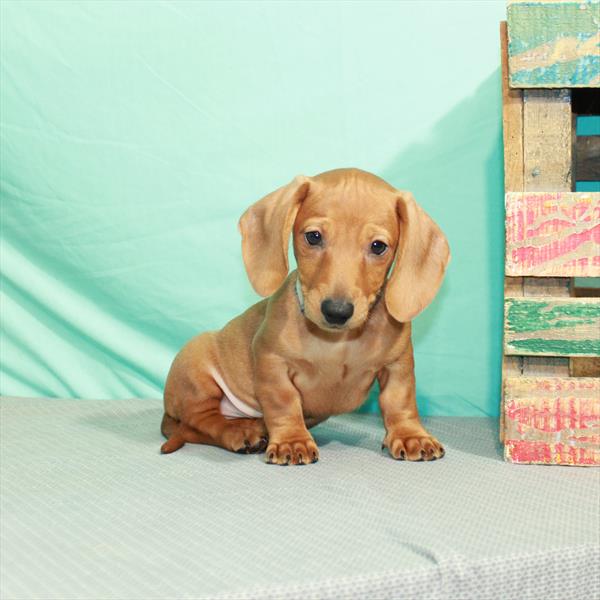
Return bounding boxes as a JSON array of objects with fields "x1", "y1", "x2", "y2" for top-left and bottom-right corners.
[{"x1": 160, "y1": 413, "x2": 186, "y2": 454}]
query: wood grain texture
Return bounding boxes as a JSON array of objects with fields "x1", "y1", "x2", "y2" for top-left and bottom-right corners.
[
  {"x1": 523, "y1": 90, "x2": 572, "y2": 191},
  {"x1": 507, "y1": 0, "x2": 600, "y2": 88},
  {"x1": 500, "y1": 22, "x2": 526, "y2": 440},
  {"x1": 575, "y1": 136, "x2": 600, "y2": 181},
  {"x1": 571, "y1": 356, "x2": 600, "y2": 376},
  {"x1": 505, "y1": 297, "x2": 600, "y2": 356},
  {"x1": 504, "y1": 376, "x2": 600, "y2": 466},
  {"x1": 521, "y1": 356, "x2": 571, "y2": 375},
  {"x1": 522, "y1": 277, "x2": 572, "y2": 296},
  {"x1": 520, "y1": 278, "x2": 575, "y2": 375},
  {"x1": 522, "y1": 279, "x2": 571, "y2": 375},
  {"x1": 571, "y1": 285, "x2": 600, "y2": 376},
  {"x1": 505, "y1": 192, "x2": 600, "y2": 276},
  {"x1": 520, "y1": 90, "x2": 573, "y2": 375},
  {"x1": 501, "y1": 21, "x2": 524, "y2": 192}
]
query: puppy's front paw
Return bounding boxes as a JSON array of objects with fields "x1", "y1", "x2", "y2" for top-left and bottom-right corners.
[
  {"x1": 266, "y1": 435, "x2": 319, "y2": 466},
  {"x1": 382, "y1": 429, "x2": 445, "y2": 461}
]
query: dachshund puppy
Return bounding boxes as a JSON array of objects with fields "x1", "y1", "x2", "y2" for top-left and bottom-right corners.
[{"x1": 161, "y1": 168, "x2": 450, "y2": 465}]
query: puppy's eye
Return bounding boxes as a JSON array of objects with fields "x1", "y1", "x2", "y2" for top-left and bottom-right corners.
[
  {"x1": 370, "y1": 240, "x2": 387, "y2": 255},
  {"x1": 305, "y1": 231, "x2": 323, "y2": 246}
]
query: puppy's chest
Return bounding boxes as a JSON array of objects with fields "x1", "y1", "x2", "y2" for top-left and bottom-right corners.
[{"x1": 288, "y1": 342, "x2": 383, "y2": 414}]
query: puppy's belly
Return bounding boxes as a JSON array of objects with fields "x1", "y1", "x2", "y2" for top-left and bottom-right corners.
[
  {"x1": 211, "y1": 368, "x2": 263, "y2": 420},
  {"x1": 220, "y1": 395, "x2": 263, "y2": 419}
]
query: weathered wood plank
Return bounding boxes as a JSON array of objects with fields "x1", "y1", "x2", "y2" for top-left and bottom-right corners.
[
  {"x1": 500, "y1": 21, "x2": 526, "y2": 441},
  {"x1": 501, "y1": 21, "x2": 524, "y2": 191},
  {"x1": 504, "y1": 277, "x2": 524, "y2": 296},
  {"x1": 521, "y1": 356, "x2": 571, "y2": 375},
  {"x1": 504, "y1": 297, "x2": 600, "y2": 356},
  {"x1": 522, "y1": 279, "x2": 571, "y2": 375},
  {"x1": 507, "y1": 0, "x2": 600, "y2": 88},
  {"x1": 504, "y1": 376, "x2": 600, "y2": 466},
  {"x1": 571, "y1": 356, "x2": 600, "y2": 376},
  {"x1": 523, "y1": 276, "x2": 572, "y2": 296},
  {"x1": 571, "y1": 282, "x2": 600, "y2": 375},
  {"x1": 575, "y1": 136, "x2": 600, "y2": 181},
  {"x1": 505, "y1": 192, "x2": 600, "y2": 276},
  {"x1": 523, "y1": 90, "x2": 572, "y2": 191},
  {"x1": 521, "y1": 85, "x2": 573, "y2": 375}
]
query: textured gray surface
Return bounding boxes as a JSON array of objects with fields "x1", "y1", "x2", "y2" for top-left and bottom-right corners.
[{"x1": 1, "y1": 397, "x2": 599, "y2": 600}]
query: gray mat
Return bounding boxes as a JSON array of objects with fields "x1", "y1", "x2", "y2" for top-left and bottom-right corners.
[{"x1": 1, "y1": 397, "x2": 599, "y2": 600}]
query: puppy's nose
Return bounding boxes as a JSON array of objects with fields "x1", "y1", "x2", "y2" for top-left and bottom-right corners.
[{"x1": 321, "y1": 298, "x2": 354, "y2": 326}]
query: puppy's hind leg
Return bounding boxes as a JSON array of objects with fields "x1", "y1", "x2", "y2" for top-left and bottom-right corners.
[
  {"x1": 185, "y1": 396, "x2": 268, "y2": 454},
  {"x1": 162, "y1": 332, "x2": 268, "y2": 454},
  {"x1": 160, "y1": 413, "x2": 213, "y2": 454},
  {"x1": 162, "y1": 402, "x2": 268, "y2": 455}
]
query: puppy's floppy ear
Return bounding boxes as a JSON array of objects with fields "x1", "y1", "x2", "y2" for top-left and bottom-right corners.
[
  {"x1": 238, "y1": 175, "x2": 311, "y2": 296},
  {"x1": 385, "y1": 191, "x2": 450, "y2": 322}
]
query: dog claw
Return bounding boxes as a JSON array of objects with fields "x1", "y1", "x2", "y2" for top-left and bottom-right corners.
[
  {"x1": 265, "y1": 440, "x2": 318, "y2": 466},
  {"x1": 236, "y1": 437, "x2": 269, "y2": 455},
  {"x1": 382, "y1": 433, "x2": 445, "y2": 462}
]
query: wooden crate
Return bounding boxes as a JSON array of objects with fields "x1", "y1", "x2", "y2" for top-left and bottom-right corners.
[
  {"x1": 500, "y1": 11, "x2": 600, "y2": 466},
  {"x1": 504, "y1": 377, "x2": 599, "y2": 465},
  {"x1": 504, "y1": 297, "x2": 600, "y2": 356},
  {"x1": 505, "y1": 192, "x2": 600, "y2": 277},
  {"x1": 507, "y1": 0, "x2": 600, "y2": 88}
]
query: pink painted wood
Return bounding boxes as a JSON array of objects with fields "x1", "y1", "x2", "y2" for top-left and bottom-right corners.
[
  {"x1": 505, "y1": 192, "x2": 600, "y2": 277},
  {"x1": 504, "y1": 376, "x2": 600, "y2": 466}
]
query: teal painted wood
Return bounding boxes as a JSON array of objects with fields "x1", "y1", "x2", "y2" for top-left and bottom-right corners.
[
  {"x1": 504, "y1": 297, "x2": 600, "y2": 356},
  {"x1": 507, "y1": 0, "x2": 600, "y2": 88}
]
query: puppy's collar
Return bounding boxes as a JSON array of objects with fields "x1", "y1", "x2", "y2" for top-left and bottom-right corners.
[
  {"x1": 294, "y1": 275, "x2": 305, "y2": 313},
  {"x1": 371, "y1": 286, "x2": 384, "y2": 310}
]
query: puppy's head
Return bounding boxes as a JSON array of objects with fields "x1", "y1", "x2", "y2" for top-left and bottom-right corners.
[{"x1": 239, "y1": 168, "x2": 449, "y2": 330}]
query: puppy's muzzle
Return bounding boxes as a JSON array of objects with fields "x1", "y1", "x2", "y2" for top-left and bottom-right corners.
[{"x1": 321, "y1": 298, "x2": 354, "y2": 326}]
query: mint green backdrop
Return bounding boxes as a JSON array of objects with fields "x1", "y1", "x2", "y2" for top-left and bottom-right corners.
[{"x1": 1, "y1": 0, "x2": 507, "y2": 415}]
